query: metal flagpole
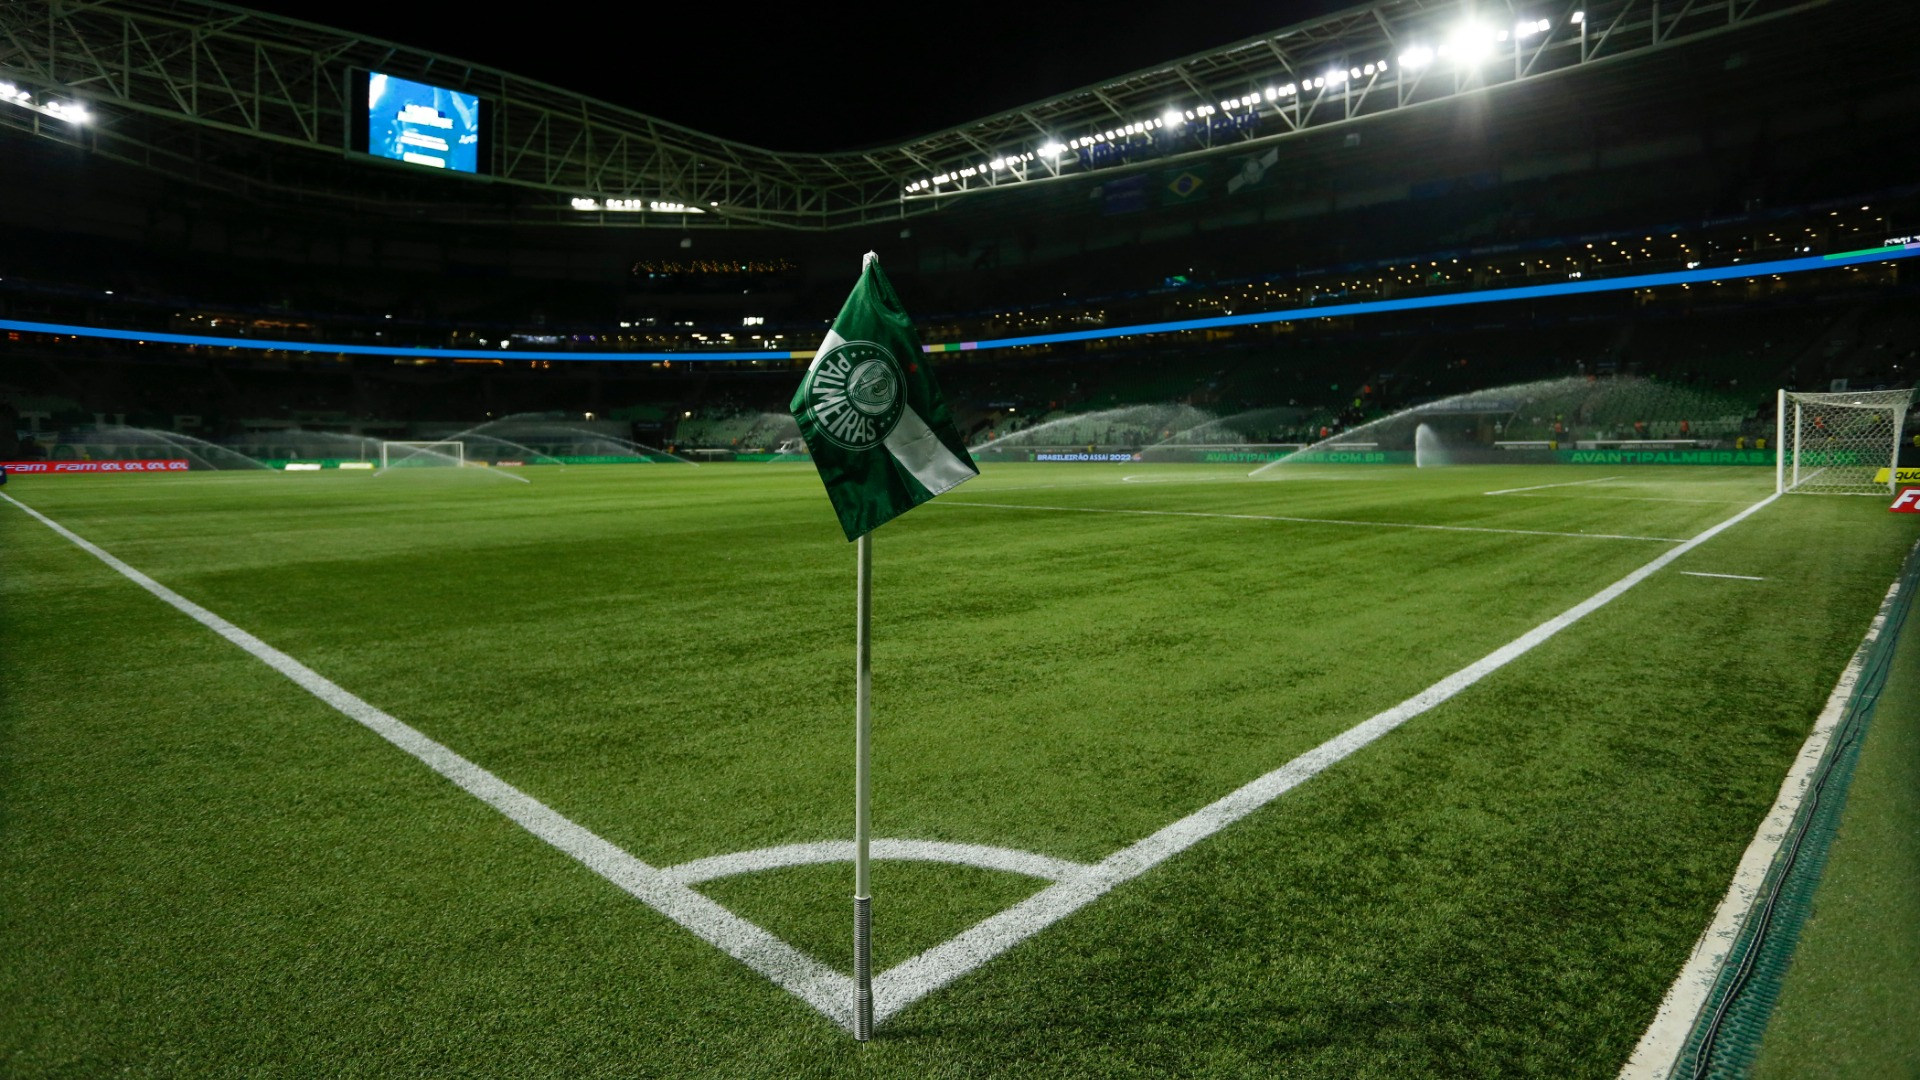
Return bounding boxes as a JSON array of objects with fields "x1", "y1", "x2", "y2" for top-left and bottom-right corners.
[{"x1": 854, "y1": 531, "x2": 874, "y2": 1040}]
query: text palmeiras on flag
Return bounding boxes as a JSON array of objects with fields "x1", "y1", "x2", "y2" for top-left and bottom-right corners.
[{"x1": 790, "y1": 253, "x2": 978, "y2": 540}]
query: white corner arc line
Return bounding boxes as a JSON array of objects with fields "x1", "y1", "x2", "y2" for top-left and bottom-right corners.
[
  {"x1": 0, "y1": 492, "x2": 857, "y2": 1032},
  {"x1": 663, "y1": 840, "x2": 1090, "y2": 886},
  {"x1": 1680, "y1": 571, "x2": 1767, "y2": 581},
  {"x1": 870, "y1": 492, "x2": 1781, "y2": 1025},
  {"x1": 938, "y1": 499, "x2": 1686, "y2": 544},
  {"x1": 1619, "y1": 566, "x2": 1904, "y2": 1079},
  {"x1": 4, "y1": 488, "x2": 1786, "y2": 1039},
  {"x1": 1484, "y1": 475, "x2": 1623, "y2": 495}
]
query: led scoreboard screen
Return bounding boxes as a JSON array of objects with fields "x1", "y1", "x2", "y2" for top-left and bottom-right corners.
[{"x1": 361, "y1": 72, "x2": 486, "y2": 174}]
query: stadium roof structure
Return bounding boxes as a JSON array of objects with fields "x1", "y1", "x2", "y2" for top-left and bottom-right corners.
[{"x1": 0, "y1": 0, "x2": 1852, "y2": 230}]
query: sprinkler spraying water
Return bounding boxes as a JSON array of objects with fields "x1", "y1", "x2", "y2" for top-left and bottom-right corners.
[
  {"x1": 1248, "y1": 375, "x2": 1760, "y2": 477},
  {"x1": 1414, "y1": 423, "x2": 1448, "y2": 468},
  {"x1": 86, "y1": 426, "x2": 274, "y2": 471},
  {"x1": 970, "y1": 403, "x2": 1218, "y2": 455},
  {"x1": 546, "y1": 426, "x2": 701, "y2": 465}
]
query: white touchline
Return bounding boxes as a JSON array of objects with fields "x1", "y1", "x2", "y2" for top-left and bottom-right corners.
[
  {"x1": 0, "y1": 492, "x2": 856, "y2": 1030},
  {"x1": 1619, "y1": 563, "x2": 1904, "y2": 1080},
  {"x1": 5, "y1": 488, "x2": 1786, "y2": 1039},
  {"x1": 1484, "y1": 475, "x2": 1623, "y2": 495},
  {"x1": 869, "y1": 491, "x2": 1781, "y2": 1024},
  {"x1": 938, "y1": 499, "x2": 1687, "y2": 544},
  {"x1": 1680, "y1": 571, "x2": 1766, "y2": 581}
]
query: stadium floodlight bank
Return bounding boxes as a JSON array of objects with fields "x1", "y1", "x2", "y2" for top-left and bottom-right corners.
[
  {"x1": 379, "y1": 441, "x2": 466, "y2": 469},
  {"x1": 1775, "y1": 389, "x2": 1913, "y2": 495}
]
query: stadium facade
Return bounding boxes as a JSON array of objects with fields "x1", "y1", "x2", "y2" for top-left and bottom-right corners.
[{"x1": 1, "y1": 0, "x2": 1916, "y2": 458}]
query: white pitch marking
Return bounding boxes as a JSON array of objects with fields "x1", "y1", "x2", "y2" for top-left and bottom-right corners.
[
  {"x1": 0, "y1": 492, "x2": 855, "y2": 1031},
  {"x1": 478, "y1": 465, "x2": 533, "y2": 484},
  {"x1": 1680, "y1": 571, "x2": 1766, "y2": 581},
  {"x1": 1120, "y1": 473, "x2": 1255, "y2": 485},
  {"x1": 1484, "y1": 475, "x2": 1623, "y2": 495},
  {"x1": 938, "y1": 499, "x2": 1686, "y2": 544},
  {"x1": 1620, "y1": 558, "x2": 1906, "y2": 1079},
  {"x1": 871, "y1": 492, "x2": 1782, "y2": 1025},
  {"x1": 664, "y1": 839, "x2": 1090, "y2": 886},
  {"x1": 1496, "y1": 493, "x2": 1751, "y2": 505},
  {"x1": 3, "y1": 488, "x2": 1788, "y2": 1038}
]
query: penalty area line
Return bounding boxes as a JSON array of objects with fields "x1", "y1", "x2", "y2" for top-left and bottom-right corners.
[
  {"x1": 1485, "y1": 475, "x2": 1622, "y2": 495},
  {"x1": 872, "y1": 491, "x2": 1781, "y2": 1025},
  {"x1": 1681, "y1": 571, "x2": 1766, "y2": 581},
  {"x1": 0, "y1": 491, "x2": 858, "y2": 1032},
  {"x1": 937, "y1": 499, "x2": 1686, "y2": 544}
]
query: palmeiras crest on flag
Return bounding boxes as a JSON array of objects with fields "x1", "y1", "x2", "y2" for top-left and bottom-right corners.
[
  {"x1": 800, "y1": 341, "x2": 907, "y2": 451},
  {"x1": 790, "y1": 253, "x2": 978, "y2": 540}
]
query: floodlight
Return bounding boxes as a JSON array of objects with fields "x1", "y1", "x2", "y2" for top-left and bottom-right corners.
[
  {"x1": 1571, "y1": 11, "x2": 1585, "y2": 24},
  {"x1": 1443, "y1": 23, "x2": 1498, "y2": 65},
  {"x1": 1038, "y1": 141, "x2": 1064, "y2": 156},
  {"x1": 1163, "y1": 109, "x2": 1183, "y2": 127},
  {"x1": 1399, "y1": 46, "x2": 1433, "y2": 69}
]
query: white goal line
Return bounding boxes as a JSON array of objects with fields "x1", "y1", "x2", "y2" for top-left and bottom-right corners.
[{"x1": 1, "y1": 487, "x2": 1786, "y2": 1041}]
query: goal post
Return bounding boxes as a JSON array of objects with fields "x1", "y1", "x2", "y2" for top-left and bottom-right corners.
[
  {"x1": 378, "y1": 440, "x2": 466, "y2": 469},
  {"x1": 1776, "y1": 388, "x2": 1913, "y2": 495}
]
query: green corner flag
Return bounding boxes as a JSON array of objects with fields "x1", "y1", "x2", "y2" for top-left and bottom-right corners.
[{"x1": 790, "y1": 252, "x2": 978, "y2": 541}]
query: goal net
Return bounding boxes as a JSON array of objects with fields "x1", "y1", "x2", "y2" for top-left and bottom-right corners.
[
  {"x1": 378, "y1": 441, "x2": 466, "y2": 470},
  {"x1": 1776, "y1": 389, "x2": 1913, "y2": 495}
]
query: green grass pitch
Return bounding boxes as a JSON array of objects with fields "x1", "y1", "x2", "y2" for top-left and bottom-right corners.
[{"x1": 1, "y1": 462, "x2": 1910, "y2": 1077}]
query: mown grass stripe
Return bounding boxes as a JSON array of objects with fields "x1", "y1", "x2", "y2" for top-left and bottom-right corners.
[
  {"x1": 938, "y1": 499, "x2": 1689, "y2": 543},
  {"x1": 872, "y1": 493, "x2": 1780, "y2": 1024},
  {"x1": 1621, "y1": 545, "x2": 1911, "y2": 1079},
  {"x1": 0, "y1": 491, "x2": 860, "y2": 1031}
]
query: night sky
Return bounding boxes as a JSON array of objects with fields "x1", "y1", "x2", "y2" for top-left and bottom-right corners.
[{"x1": 249, "y1": 1, "x2": 1348, "y2": 150}]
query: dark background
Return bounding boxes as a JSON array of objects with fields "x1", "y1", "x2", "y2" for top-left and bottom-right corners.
[{"x1": 246, "y1": 1, "x2": 1350, "y2": 150}]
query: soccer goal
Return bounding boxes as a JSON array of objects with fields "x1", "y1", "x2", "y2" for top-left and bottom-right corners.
[
  {"x1": 1776, "y1": 388, "x2": 1913, "y2": 495},
  {"x1": 378, "y1": 441, "x2": 466, "y2": 469}
]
